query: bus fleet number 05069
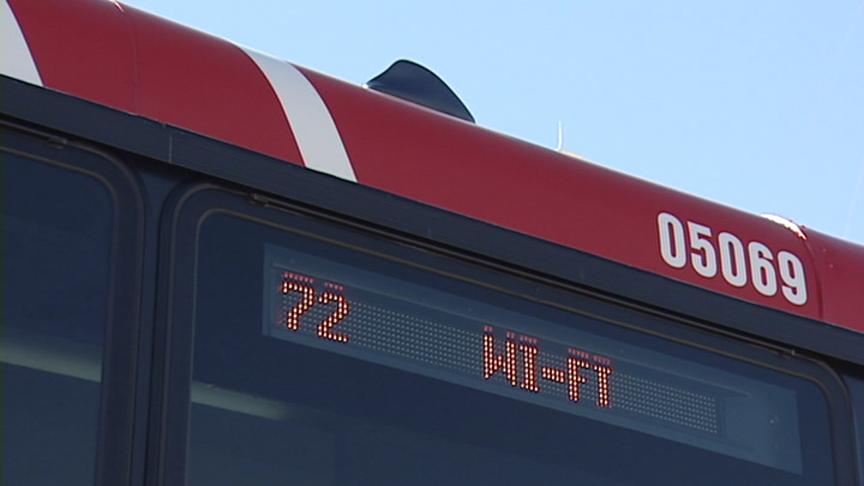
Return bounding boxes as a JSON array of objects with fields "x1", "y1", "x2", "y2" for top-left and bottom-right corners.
[{"x1": 657, "y1": 212, "x2": 807, "y2": 306}]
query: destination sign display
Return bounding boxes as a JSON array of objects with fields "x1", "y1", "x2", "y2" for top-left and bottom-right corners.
[{"x1": 261, "y1": 245, "x2": 803, "y2": 473}]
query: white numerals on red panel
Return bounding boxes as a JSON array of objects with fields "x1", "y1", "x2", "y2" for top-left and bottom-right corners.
[{"x1": 656, "y1": 212, "x2": 808, "y2": 306}]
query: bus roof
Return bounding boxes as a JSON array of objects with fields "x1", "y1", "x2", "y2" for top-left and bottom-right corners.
[{"x1": 3, "y1": 0, "x2": 863, "y2": 334}]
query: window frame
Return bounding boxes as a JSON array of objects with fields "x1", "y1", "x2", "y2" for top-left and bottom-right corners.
[
  {"x1": 153, "y1": 183, "x2": 858, "y2": 486},
  {"x1": 1, "y1": 123, "x2": 145, "y2": 486}
]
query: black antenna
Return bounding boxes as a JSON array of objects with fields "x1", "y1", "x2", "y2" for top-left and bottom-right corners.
[{"x1": 366, "y1": 60, "x2": 475, "y2": 123}]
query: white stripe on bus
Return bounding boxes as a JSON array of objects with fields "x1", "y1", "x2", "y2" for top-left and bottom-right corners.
[
  {"x1": 1, "y1": 0, "x2": 42, "y2": 86},
  {"x1": 243, "y1": 48, "x2": 357, "y2": 182}
]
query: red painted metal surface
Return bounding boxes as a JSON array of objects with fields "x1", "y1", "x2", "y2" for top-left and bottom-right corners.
[
  {"x1": 6, "y1": 0, "x2": 864, "y2": 333},
  {"x1": 9, "y1": 0, "x2": 304, "y2": 165},
  {"x1": 305, "y1": 66, "x2": 842, "y2": 324}
]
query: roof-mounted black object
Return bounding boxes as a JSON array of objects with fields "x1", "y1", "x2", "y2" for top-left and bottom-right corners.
[{"x1": 366, "y1": 60, "x2": 475, "y2": 123}]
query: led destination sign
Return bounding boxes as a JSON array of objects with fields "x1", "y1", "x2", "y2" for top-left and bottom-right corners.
[
  {"x1": 262, "y1": 245, "x2": 804, "y2": 473},
  {"x1": 276, "y1": 270, "x2": 614, "y2": 409}
]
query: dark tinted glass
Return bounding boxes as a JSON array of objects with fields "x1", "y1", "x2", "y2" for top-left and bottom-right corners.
[
  {"x1": 187, "y1": 212, "x2": 836, "y2": 486},
  {"x1": 846, "y1": 375, "x2": 864, "y2": 484},
  {"x1": 1, "y1": 152, "x2": 112, "y2": 484}
]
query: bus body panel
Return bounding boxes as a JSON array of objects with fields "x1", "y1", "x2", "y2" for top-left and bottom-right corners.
[
  {"x1": 6, "y1": 0, "x2": 305, "y2": 165},
  {"x1": 2, "y1": 0, "x2": 863, "y2": 333}
]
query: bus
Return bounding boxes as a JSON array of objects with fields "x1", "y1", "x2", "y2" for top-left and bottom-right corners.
[{"x1": 2, "y1": 1, "x2": 863, "y2": 485}]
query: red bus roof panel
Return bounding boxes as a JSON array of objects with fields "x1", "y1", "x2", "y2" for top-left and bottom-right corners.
[{"x1": 3, "y1": 0, "x2": 863, "y2": 333}]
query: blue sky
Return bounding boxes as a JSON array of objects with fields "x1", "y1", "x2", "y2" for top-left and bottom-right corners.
[{"x1": 124, "y1": 0, "x2": 864, "y2": 244}]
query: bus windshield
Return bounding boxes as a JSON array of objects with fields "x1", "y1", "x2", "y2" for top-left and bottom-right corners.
[{"x1": 184, "y1": 211, "x2": 836, "y2": 486}]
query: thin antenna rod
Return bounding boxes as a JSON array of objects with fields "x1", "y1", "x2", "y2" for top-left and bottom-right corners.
[{"x1": 556, "y1": 121, "x2": 563, "y2": 151}]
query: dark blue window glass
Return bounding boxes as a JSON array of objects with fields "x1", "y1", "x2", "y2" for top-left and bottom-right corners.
[
  {"x1": 187, "y1": 213, "x2": 836, "y2": 486},
  {"x1": 845, "y1": 375, "x2": 864, "y2": 484},
  {"x1": 2, "y1": 153, "x2": 112, "y2": 485}
]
